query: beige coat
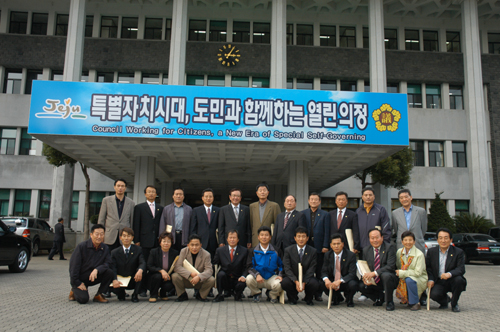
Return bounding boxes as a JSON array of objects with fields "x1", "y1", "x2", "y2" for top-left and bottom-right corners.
[
  {"x1": 174, "y1": 247, "x2": 213, "y2": 282},
  {"x1": 98, "y1": 195, "x2": 135, "y2": 246},
  {"x1": 249, "y1": 200, "x2": 281, "y2": 247},
  {"x1": 396, "y1": 246, "x2": 428, "y2": 296}
]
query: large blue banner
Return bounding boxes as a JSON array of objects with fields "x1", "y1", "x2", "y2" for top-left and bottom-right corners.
[{"x1": 28, "y1": 81, "x2": 408, "y2": 145}]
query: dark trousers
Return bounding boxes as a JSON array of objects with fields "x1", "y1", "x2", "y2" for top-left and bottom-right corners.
[
  {"x1": 358, "y1": 272, "x2": 398, "y2": 303},
  {"x1": 150, "y1": 273, "x2": 175, "y2": 298},
  {"x1": 108, "y1": 234, "x2": 121, "y2": 251},
  {"x1": 314, "y1": 253, "x2": 324, "y2": 296},
  {"x1": 321, "y1": 279, "x2": 358, "y2": 302},
  {"x1": 48, "y1": 241, "x2": 64, "y2": 260},
  {"x1": 111, "y1": 278, "x2": 142, "y2": 299},
  {"x1": 216, "y1": 270, "x2": 246, "y2": 296},
  {"x1": 430, "y1": 276, "x2": 466, "y2": 306},
  {"x1": 72, "y1": 268, "x2": 114, "y2": 304},
  {"x1": 281, "y1": 276, "x2": 319, "y2": 303},
  {"x1": 139, "y1": 247, "x2": 153, "y2": 293},
  {"x1": 173, "y1": 232, "x2": 185, "y2": 252}
]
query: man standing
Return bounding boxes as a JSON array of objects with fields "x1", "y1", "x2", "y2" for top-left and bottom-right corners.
[
  {"x1": 353, "y1": 187, "x2": 391, "y2": 258},
  {"x1": 212, "y1": 230, "x2": 248, "y2": 302},
  {"x1": 426, "y1": 228, "x2": 466, "y2": 312},
  {"x1": 322, "y1": 234, "x2": 358, "y2": 307},
  {"x1": 392, "y1": 188, "x2": 427, "y2": 254},
  {"x1": 301, "y1": 192, "x2": 329, "y2": 301},
  {"x1": 172, "y1": 234, "x2": 215, "y2": 302},
  {"x1": 219, "y1": 188, "x2": 251, "y2": 248},
  {"x1": 249, "y1": 183, "x2": 281, "y2": 247},
  {"x1": 159, "y1": 187, "x2": 192, "y2": 252},
  {"x1": 329, "y1": 191, "x2": 357, "y2": 252},
  {"x1": 48, "y1": 217, "x2": 66, "y2": 260},
  {"x1": 272, "y1": 195, "x2": 307, "y2": 257},
  {"x1": 69, "y1": 224, "x2": 114, "y2": 304},
  {"x1": 190, "y1": 188, "x2": 220, "y2": 259},
  {"x1": 110, "y1": 228, "x2": 146, "y2": 302},
  {"x1": 358, "y1": 228, "x2": 398, "y2": 311},
  {"x1": 281, "y1": 227, "x2": 319, "y2": 305},
  {"x1": 245, "y1": 226, "x2": 283, "y2": 304},
  {"x1": 98, "y1": 179, "x2": 135, "y2": 251}
]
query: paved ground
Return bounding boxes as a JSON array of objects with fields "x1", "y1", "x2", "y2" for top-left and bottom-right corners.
[{"x1": 1, "y1": 253, "x2": 500, "y2": 332}]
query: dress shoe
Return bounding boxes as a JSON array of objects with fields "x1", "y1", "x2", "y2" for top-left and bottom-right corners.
[
  {"x1": 270, "y1": 298, "x2": 278, "y2": 304},
  {"x1": 131, "y1": 294, "x2": 139, "y2": 303},
  {"x1": 439, "y1": 296, "x2": 451, "y2": 309},
  {"x1": 60, "y1": 258, "x2": 67, "y2": 260},
  {"x1": 265, "y1": 289, "x2": 271, "y2": 301},
  {"x1": 252, "y1": 294, "x2": 261, "y2": 303},
  {"x1": 420, "y1": 299, "x2": 427, "y2": 306},
  {"x1": 386, "y1": 301, "x2": 395, "y2": 311},
  {"x1": 93, "y1": 294, "x2": 109, "y2": 303},
  {"x1": 101, "y1": 291, "x2": 111, "y2": 298},
  {"x1": 346, "y1": 300, "x2": 354, "y2": 307},
  {"x1": 223, "y1": 290, "x2": 232, "y2": 298},
  {"x1": 234, "y1": 293, "x2": 243, "y2": 301},
  {"x1": 118, "y1": 296, "x2": 126, "y2": 301},
  {"x1": 207, "y1": 289, "x2": 214, "y2": 298},
  {"x1": 175, "y1": 292, "x2": 188, "y2": 302},
  {"x1": 410, "y1": 303, "x2": 421, "y2": 311},
  {"x1": 196, "y1": 293, "x2": 209, "y2": 302},
  {"x1": 139, "y1": 292, "x2": 148, "y2": 298},
  {"x1": 306, "y1": 300, "x2": 314, "y2": 306},
  {"x1": 240, "y1": 294, "x2": 246, "y2": 299},
  {"x1": 212, "y1": 295, "x2": 225, "y2": 302},
  {"x1": 48, "y1": 258, "x2": 54, "y2": 260},
  {"x1": 69, "y1": 290, "x2": 75, "y2": 301},
  {"x1": 160, "y1": 297, "x2": 169, "y2": 301},
  {"x1": 149, "y1": 297, "x2": 157, "y2": 303},
  {"x1": 331, "y1": 297, "x2": 340, "y2": 306},
  {"x1": 338, "y1": 294, "x2": 345, "y2": 302},
  {"x1": 167, "y1": 289, "x2": 176, "y2": 297},
  {"x1": 288, "y1": 300, "x2": 297, "y2": 305},
  {"x1": 373, "y1": 299, "x2": 384, "y2": 306},
  {"x1": 315, "y1": 295, "x2": 323, "y2": 302},
  {"x1": 452, "y1": 304, "x2": 461, "y2": 312}
]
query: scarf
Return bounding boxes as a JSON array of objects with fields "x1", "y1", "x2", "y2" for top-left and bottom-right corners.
[{"x1": 395, "y1": 248, "x2": 414, "y2": 304}]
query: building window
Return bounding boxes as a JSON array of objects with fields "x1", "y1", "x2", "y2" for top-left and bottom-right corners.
[
  {"x1": 296, "y1": 79, "x2": 313, "y2": 90},
  {"x1": 14, "y1": 189, "x2": 31, "y2": 217},
  {"x1": 0, "y1": 189, "x2": 9, "y2": 216},
  {"x1": 3, "y1": 69, "x2": 22, "y2": 94},
  {"x1": 428, "y1": 141, "x2": 444, "y2": 167},
  {"x1": 339, "y1": 26, "x2": 355, "y2": 47},
  {"x1": 51, "y1": 70, "x2": 63, "y2": 81},
  {"x1": 85, "y1": 15, "x2": 94, "y2": 37},
  {"x1": 410, "y1": 141, "x2": 425, "y2": 166},
  {"x1": 452, "y1": 142, "x2": 467, "y2": 167},
  {"x1": 25, "y1": 70, "x2": 43, "y2": 95},
  {"x1": 31, "y1": 13, "x2": 48, "y2": 35},
  {"x1": 253, "y1": 22, "x2": 270, "y2": 44},
  {"x1": 38, "y1": 190, "x2": 51, "y2": 218},
  {"x1": 117, "y1": 73, "x2": 134, "y2": 83},
  {"x1": 287, "y1": 79, "x2": 293, "y2": 89},
  {"x1": 449, "y1": 86, "x2": 463, "y2": 110},
  {"x1": 142, "y1": 73, "x2": 159, "y2": 84},
  {"x1": 455, "y1": 200, "x2": 469, "y2": 215},
  {"x1": 165, "y1": 19, "x2": 172, "y2": 40},
  {"x1": 252, "y1": 77, "x2": 269, "y2": 88},
  {"x1": 387, "y1": 83, "x2": 399, "y2": 93},
  {"x1": 0, "y1": 128, "x2": 17, "y2": 155},
  {"x1": 97, "y1": 72, "x2": 114, "y2": 83},
  {"x1": 121, "y1": 17, "x2": 138, "y2": 39},
  {"x1": 81, "y1": 71, "x2": 89, "y2": 82},
  {"x1": 446, "y1": 31, "x2": 460, "y2": 52},
  {"x1": 71, "y1": 191, "x2": 79, "y2": 219},
  {"x1": 423, "y1": 30, "x2": 438, "y2": 51},
  {"x1": 207, "y1": 76, "x2": 225, "y2": 87},
  {"x1": 186, "y1": 75, "x2": 204, "y2": 86},
  {"x1": 55, "y1": 14, "x2": 69, "y2": 36},
  {"x1": 189, "y1": 20, "x2": 206, "y2": 41},
  {"x1": 405, "y1": 29, "x2": 420, "y2": 51},
  {"x1": 19, "y1": 128, "x2": 36, "y2": 155},
  {"x1": 100, "y1": 16, "x2": 118, "y2": 38},
  {"x1": 488, "y1": 33, "x2": 500, "y2": 54},
  {"x1": 364, "y1": 81, "x2": 370, "y2": 92},
  {"x1": 9, "y1": 11, "x2": 28, "y2": 34},
  {"x1": 231, "y1": 77, "x2": 249, "y2": 87},
  {"x1": 407, "y1": 84, "x2": 422, "y2": 108},
  {"x1": 363, "y1": 27, "x2": 369, "y2": 49},
  {"x1": 286, "y1": 24, "x2": 293, "y2": 45},
  {"x1": 341, "y1": 81, "x2": 356, "y2": 91},
  {"x1": 296, "y1": 24, "x2": 313, "y2": 46},
  {"x1": 320, "y1": 25, "x2": 336, "y2": 47},
  {"x1": 384, "y1": 28, "x2": 397, "y2": 50},
  {"x1": 233, "y1": 21, "x2": 250, "y2": 43},
  {"x1": 89, "y1": 192, "x2": 106, "y2": 217},
  {"x1": 321, "y1": 79, "x2": 337, "y2": 91},
  {"x1": 209, "y1": 20, "x2": 227, "y2": 42},
  {"x1": 426, "y1": 84, "x2": 441, "y2": 108}
]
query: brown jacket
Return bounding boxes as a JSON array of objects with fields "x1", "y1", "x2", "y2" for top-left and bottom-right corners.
[
  {"x1": 174, "y1": 247, "x2": 213, "y2": 282},
  {"x1": 249, "y1": 200, "x2": 281, "y2": 247}
]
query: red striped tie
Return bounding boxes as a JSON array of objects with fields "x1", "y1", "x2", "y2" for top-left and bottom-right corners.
[{"x1": 374, "y1": 248, "x2": 381, "y2": 283}]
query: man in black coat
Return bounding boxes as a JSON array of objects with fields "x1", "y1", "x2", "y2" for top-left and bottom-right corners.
[
  {"x1": 329, "y1": 191, "x2": 357, "y2": 252},
  {"x1": 48, "y1": 218, "x2": 66, "y2": 260},
  {"x1": 426, "y1": 228, "x2": 467, "y2": 312},
  {"x1": 272, "y1": 195, "x2": 307, "y2": 257},
  {"x1": 358, "y1": 228, "x2": 398, "y2": 311},
  {"x1": 281, "y1": 227, "x2": 318, "y2": 305},
  {"x1": 147, "y1": 232, "x2": 179, "y2": 302},
  {"x1": 110, "y1": 227, "x2": 146, "y2": 302},
  {"x1": 212, "y1": 230, "x2": 248, "y2": 302},
  {"x1": 190, "y1": 188, "x2": 220, "y2": 258},
  {"x1": 218, "y1": 188, "x2": 251, "y2": 248}
]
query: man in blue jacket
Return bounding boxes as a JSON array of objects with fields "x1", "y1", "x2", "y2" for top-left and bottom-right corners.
[{"x1": 245, "y1": 226, "x2": 283, "y2": 303}]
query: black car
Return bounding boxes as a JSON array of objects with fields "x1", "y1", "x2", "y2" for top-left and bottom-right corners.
[
  {"x1": 0, "y1": 220, "x2": 32, "y2": 273},
  {"x1": 452, "y1": 233, "x2": 500, "y2": 265}
]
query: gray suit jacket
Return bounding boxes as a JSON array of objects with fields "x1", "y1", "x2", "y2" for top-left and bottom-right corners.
[
  {"x1": 391, "y1": 205, "x2": 427, "y2": 253},
  {"x1": 98, "y1": 195, "x2": 135, "y2": 246},
  {"x1": 159, "y1": 202, "x2": 192, "y2": 246}
]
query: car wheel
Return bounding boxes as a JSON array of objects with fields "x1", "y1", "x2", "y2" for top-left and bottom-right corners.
[
  {"x1": 492, "y1": 259, "x2": 500, "y2": 265},
  {"x1": 32, "y1": 240, "x2": 40, "y2": 256},
  {"x1": 8, "y1": 247, "x2": 29, "y2": 273}
]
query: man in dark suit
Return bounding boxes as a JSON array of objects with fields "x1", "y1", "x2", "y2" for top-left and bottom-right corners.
[
  {"x1": 190, "y1": 188, "x2": 220, "y2": 259},
  {"x1": 426, "y1": 228, "x2": 466, "y2": 312},
  {"x1": 48, "y1": 217, "x2": 66, "y2": 260},
  {"x1": 159, "y1": 187, "x2": 192, "y2": 252},
  {"x1": 110, "y1": 227, "x2": 146, "y2": 302},
  {"x1": 212, "y1": 230, "x2": 248, "y2": 302},
  {"x1": 302, "y1": 192, "x2": 330, "y2": 301},
  {"x1": 282, "y1": 227, "x2": 318, "y2": 305},
  {"x1": 358, "y1": 228, "x2": 398, "y2": 311},
  {"x1": 133, "y1": 185, "x2": 163, "y2": 296},
  {"x1": 321, "y1": 233, "x2": 358, "y2": 307},
  {"x1": 272, "y1": 195, "x2": 307, "y2": 257},
  {"x1": 147, "y1": 232, "x2": 179, "y2": 302},
  {"x1": 219, "y1": 188, "x2": 251, "y2": 248},
  {"x1": 329, "y1": 191, "x2": 357, "y2": 252}
]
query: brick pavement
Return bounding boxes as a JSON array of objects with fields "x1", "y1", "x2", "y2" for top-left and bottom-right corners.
[{"x1": 1, "y1": 254, "x2": 500, "y2": 332}]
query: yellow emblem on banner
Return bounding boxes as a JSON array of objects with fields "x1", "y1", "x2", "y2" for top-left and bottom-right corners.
[{"x1": 372, "y1": 104, "x2": 401, "y2": 132}]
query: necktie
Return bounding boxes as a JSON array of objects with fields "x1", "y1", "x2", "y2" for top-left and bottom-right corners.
[
  {"x1": 207, "y1": 208, "x2": 211, "y2": 224},
  {"x1": 374, "y1": 248, "x2": 381, "y2": 283},
  {"x1": 230, "y1": 248, "x2": 234, "y2": 262},
  {"x1": 335, "y1": 255, "x2": 341, "y2": 281},
  {"x1": 150, "y1": 203, "x2": 155, "y2": 217},
  {"x1": 299, "y1": 248, "x2": 304, "y2": 262},
  {"x1": 337, "y1": 210, "x2": 342, "y2": 230},
  {"x1": 125, "y1": 248, "x2": 130, "y2": 259},
  {"x1": 234, "y1": 207, "x2": 239, "y2": 222},
  {"x1": 284, "y1": 212, "x2": 290, "y2": 229}
]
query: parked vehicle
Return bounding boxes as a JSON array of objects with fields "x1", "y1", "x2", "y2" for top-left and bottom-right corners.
[
  {"x1": 0, "y1": 219, "x2": 32, "y2": 273},
  {"x1": 424, "y1": 231, "x2": 439, "y2": 256},
  {"x1": 488, "y1": 227, "x2": 500, "y2": 242},
  {"x1": 452, "y1": 233, "x2": 500, "y2": 265},
  {"x1": 0, "y1": 217, "x2": 54, "y2": 256}
]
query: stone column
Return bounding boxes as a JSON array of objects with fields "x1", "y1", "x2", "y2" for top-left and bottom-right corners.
[
  {"x1": 373, "y1": 183, "x2": 392, "y2": 226},
  {"x1": 133, "y1": 156, "x2": 156, "y2": 204},
  {"x1": 49, "y1": 164, "x2": 75, "y2": 227},
  {"x1": 462, "y1": 0, "x2": 493, "y2": 218},
  {"x1": 270, "y1": 0, "x2": 287, "y2": 89},
  {"x1": 168, "y1": 0, "x2": 188, "y2": 85},
  {"x1": 160, "y1": 181, "x2": 174, "y2": 206},
  {"x1": 287, "y1": 160, "x2": 309, "y2": 211},
  {"x1": 63, "y1": 0, "x2": 86, "y2": 82},
  {"x1": 368, "y1": 0, "x2": 386, "y2": 93}
]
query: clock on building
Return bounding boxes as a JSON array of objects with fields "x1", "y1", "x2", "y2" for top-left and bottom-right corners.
[{"x1": 217, "y1": 44, "x2": 241, "y2": 67}]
